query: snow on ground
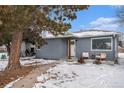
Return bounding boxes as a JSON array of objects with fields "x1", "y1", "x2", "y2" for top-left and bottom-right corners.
[
  {"x1": 0, "y1": 57, "x2": 57, "y2": 71},
  {"x1": 118, "y1": 53, "x2": 124, "y2": 58},
  {"x1": 20, "y1": 58, "x2": 57, "y2": 66},
  {"x1": 118, "y1": 53, "x2": 124, "y2": 65},
  {"x1": 0, "y1": 59, "x2": 8, "y2": 71},
  {"x1": 1, "y1": 53, "x2": 124, "y2": 88},
  {"x1": 34, "y1": 59, "x2": 124, "y2": 88}
]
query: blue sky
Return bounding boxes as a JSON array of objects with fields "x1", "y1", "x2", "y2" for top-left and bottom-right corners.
[{"x1": 68, "y1": 5, "x2": 124, "y2": 32}]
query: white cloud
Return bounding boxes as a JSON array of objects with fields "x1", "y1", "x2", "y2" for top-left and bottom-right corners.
[
  {"x1": 88, "y1": 17, "x2": 120, "y2": 31},
  {"x1": 90, "y1": 17, "x2": 117, "y2": 26},
  {"x1": 111, "y1": 5, "x2": 122, "y2": 9}
]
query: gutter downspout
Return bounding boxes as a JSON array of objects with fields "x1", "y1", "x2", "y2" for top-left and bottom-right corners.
[{"x1": 68, "y1": 38, "x2": 71, "y2": 59}]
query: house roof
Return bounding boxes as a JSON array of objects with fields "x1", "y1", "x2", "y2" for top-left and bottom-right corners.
[
  {"x1": 42, "y1": 32, "x2": 72, "y2": 39},
  {"x1": 71, "y1": 30, "x2": 120, "y2": 38},
  {"x1": 43, "y1": 30, "x2": 120, "y2": 39}
]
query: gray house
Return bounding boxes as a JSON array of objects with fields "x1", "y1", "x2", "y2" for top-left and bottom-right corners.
[{"x1": 36, "y1": 30, "x2": 120, "y2": 61}]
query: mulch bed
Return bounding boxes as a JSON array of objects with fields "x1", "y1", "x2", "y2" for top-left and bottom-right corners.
[{"x1": 0, "y1": 66, "x2": 34, "y2": 88}]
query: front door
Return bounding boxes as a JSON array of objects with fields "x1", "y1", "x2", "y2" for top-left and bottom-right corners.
[{"x1": 70, "y1": 39, "x2": 75, "y2": 57}]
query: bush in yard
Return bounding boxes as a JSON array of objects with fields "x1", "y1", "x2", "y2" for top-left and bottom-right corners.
[
  {"x1": 94, "y1": 59, "x2": 101, "y2": 64},
  {"x1": 78, "y1": 56, "x2": 85, "y2": 64},
  {"x1": 114, "y1": 59, "x2": 119, "y2": 64}
]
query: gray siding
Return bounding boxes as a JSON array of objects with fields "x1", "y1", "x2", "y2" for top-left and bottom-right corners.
[
  {"x1": 114, "y1": 35, "x2": 119, "y2": 59},
  {"x1": 36, "y1": 35, "x2": 118, "y2": 61},
  {"x1": 36, "y1": 38, "x2": 67, "y2": 59},
  {"x1": 75, "y1": 36, "x2": 116, "y2": 61}
]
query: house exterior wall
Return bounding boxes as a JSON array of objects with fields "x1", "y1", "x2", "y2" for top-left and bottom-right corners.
[
  {"x1": 21, "y1": 41, "x2": 26, "y2": 57},
  {"x1": 75, "y1": 36, "x2": 117, "y2": 61},
  {"x1": 122, "y1": 41, "x2": 124, "y2": 48},
  {"x1": 114, "y1": 35, "x2": 119, "y2": 60},
  {"x1": 36, "y1": 35, "x2": 118, "y2": 61},
  {"x1": 36, "y1": 38, "x2": 68, "y2": 59}
]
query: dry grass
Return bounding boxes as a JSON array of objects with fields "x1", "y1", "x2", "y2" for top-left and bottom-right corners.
[{"x1": 0, "y1": 66, "x2": 34, "y2": 88}]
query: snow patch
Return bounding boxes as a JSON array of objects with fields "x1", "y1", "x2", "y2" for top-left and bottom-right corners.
[
  {"x1": 72, "y1": 31, "x2": 118, "y2": 38},
  {"x1": 0, "y1": 59, "x2": 8, "y2": 71},
  {"x1": 20, "y1": 58, "x2": 56, "y2": 66},
  {"x1": 0, "y1": 57, "x2": 57, "y2": 71},
  {"x1": 118, "y1": 53, "x2": 124, "y2": 58}
]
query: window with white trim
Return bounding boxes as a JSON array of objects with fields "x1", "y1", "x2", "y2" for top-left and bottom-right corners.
[{"x1": 91, "y1": 37, "x2": 112, "y2": 51}]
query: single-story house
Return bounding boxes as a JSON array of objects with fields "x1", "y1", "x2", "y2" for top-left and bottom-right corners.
[{"x1": 36, "y1": 30, "x2": 120, "y2": 61}]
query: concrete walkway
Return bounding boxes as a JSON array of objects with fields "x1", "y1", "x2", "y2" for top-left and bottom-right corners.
[{"x1": 12, "y1": 63, "x2": 57, "y2": 88}]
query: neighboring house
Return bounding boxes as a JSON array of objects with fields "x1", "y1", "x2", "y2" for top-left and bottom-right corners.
[
  {"x1": 0, "y1": 42, "x2": 36, "y2": 58},
  {"x1": 118, "y1": 32, "x2": 124, "y2": 47},
  {"x1": 21, "y1": 41, "x2": 36, "y2": 57},
  {"x1": 0, "y1": 45, "x2": 8, "y2": 60},
  {"x1": 36, "y1": 30, "x2": 120, "y2": 61}
]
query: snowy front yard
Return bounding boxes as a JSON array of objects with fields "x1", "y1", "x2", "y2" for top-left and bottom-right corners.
[
  {"x1": 1, "y1": 53, "x2": 124, "y2": 88},
  {"x1": 33, "y1": 54, "x2": 124, "y2": 88},
  {"x1": 34, "y1": 62, "x2": 124, "y2": 88}
]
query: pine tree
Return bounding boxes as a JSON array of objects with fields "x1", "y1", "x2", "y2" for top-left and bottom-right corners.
[{"x1": 0, "y1": 5, "x2": 89, "y2": 70}]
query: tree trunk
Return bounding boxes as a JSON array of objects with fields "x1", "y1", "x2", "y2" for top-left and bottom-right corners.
[{"x1": 6, "y1": 31, "x2": 23, "y2": 70}]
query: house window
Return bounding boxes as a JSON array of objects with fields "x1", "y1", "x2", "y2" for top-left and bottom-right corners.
[{"x1": 91, "y1": 37, "x2": 112, "y2": 51}]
